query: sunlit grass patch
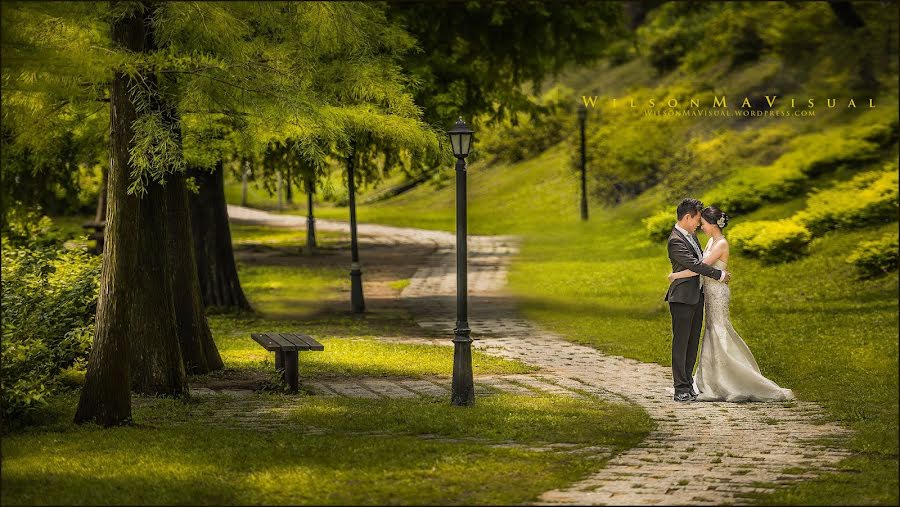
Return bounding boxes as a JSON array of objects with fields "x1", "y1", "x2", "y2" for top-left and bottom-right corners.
[
  {"x1": 1, "y1": 392, "x2": 651, "y2": 505},
  {"x1": 208, "y1": 314, "x2": 536, "y2": 378}
]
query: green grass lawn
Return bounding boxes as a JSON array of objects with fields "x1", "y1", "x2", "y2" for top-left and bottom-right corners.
[
  {"x1": 2, "y1": 216, "x2": 654, "y2": 505},
  {"x1": 225, "y1": 144, "x2": 581, "y2": 235},
  {"x1": 246, "y1": 134, "x2": 899, "y2": 504},
  {"x1": 206, "y1": 314, "x2": 537, "y2": 379},
  {"x1": 1, "y1": 392, "x2": 652, "y2": 505}
]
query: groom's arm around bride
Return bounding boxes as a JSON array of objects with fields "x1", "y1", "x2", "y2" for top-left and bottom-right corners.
[{"x1": 664, "y1": 234, "x2": 731, "y2": 305}]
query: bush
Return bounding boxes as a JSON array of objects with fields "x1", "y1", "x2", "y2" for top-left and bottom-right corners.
[
  {"x1": 637, "y1": 3, "x2": 712, "y2": 74},
  {"x1": 846, "y1": 231, "x2": 900, "y2": 278},
  {"x1": 1, "y1": 216, "x2": 100, "y2": 424},
  {"x1": 586, "y1": 113, "x2": 686, "y2": 205},
  {"x1": 0, "y1": 206, "x2": 70, "y2": 248},
  {"x1": 644, "y1": 210, "x2": 675, "y2": 242},
  {"x1": 702, "y1": 118, "x2": 888, "y2": 214},
  {"x1": 795, "y1": 167, "x2": 899, "y2": 236},
  {"x1": 729, "y1": 219, "x2": 812, "y2": 262}
]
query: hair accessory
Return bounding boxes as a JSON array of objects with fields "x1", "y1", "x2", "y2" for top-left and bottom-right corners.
[{"x1": 716, "y1": 216, "x2": 727, "y2": 227}]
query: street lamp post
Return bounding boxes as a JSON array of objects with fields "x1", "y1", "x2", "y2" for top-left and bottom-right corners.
[
  {"x1": 578, "y1": 103, "x2": 588, "y2": 221},
  {"x1": 347, "y1": 142, "x2": 365, "y2": 313},
  {"x1": 448, "y1": 117, "x2": 475, "y2": 406}
]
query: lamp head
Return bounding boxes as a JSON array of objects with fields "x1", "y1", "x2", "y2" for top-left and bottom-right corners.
[{"x1": 448, "y1": 117, "x2": 474, "y2": 158}]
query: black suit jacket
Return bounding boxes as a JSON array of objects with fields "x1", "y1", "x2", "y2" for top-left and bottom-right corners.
[{"x1": 664, "y1": 227, "x2": 724, "y2": 305}]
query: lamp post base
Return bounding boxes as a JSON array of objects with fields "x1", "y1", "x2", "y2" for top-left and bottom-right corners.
[
  {"x1": 451, "y1": 324, "x2": 474, "y2": 406},
  {"x1": 350, "y1": 263, "x2": 365, "y2": 313}
]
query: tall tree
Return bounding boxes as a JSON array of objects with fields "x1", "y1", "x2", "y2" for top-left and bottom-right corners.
[
  {"x1": 4, "y1": 1, "x2": 443, "y2": 424},
  {"x1": 74, "y1": 2, "x2": 159, "y2": 424},
  {"x1": 386, "y1": 2, "x2": 624, "y2": 126}
]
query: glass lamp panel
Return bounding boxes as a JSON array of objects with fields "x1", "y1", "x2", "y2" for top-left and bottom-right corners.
[
  {"x1": 450, "y1": 133, "x2": 462, "y2": 156},
  {"x1": 460, "y1": 134, "x2": 471, "y2": 156}
]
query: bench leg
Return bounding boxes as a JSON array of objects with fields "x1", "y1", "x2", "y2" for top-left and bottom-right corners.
[
  {"x1": 275, "y1": 350, "x2": 284, "y2": 370},
  {"x1": 283, "y1": 351, "x2": 299, "y2": 393}
]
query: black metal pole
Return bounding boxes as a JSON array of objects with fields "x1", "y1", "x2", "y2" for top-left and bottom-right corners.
[
  {"x1": 347, "y1": 144, "x2": 365, "y2": 313},
  {"x1": 580, "y1": 112, "x2": 588, "y2": 221},
  {"x1": 451, "y1": 156, "x2": 474, "y2": 406}
]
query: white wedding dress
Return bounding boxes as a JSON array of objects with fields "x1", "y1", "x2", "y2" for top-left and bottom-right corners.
[{"x1": 692, "y1": 239, "x2": 794, "y2": 402}]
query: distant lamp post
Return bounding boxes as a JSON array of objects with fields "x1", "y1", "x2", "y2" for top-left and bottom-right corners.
[
  {"x1": 577, "y1": 103, "x2": 588, "y2": 221},
  {"x1": 347, "y1": 142, "x2": 365, "y2": 313},
  {"x1": 448, "y1": 117, "x2": 475, "y2": 406}
]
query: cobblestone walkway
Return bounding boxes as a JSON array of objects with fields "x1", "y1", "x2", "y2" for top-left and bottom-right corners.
[{"x1": 226, "y1": 205, "x2": 854, "y2": 505}]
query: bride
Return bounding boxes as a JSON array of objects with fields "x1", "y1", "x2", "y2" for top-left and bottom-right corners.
[{"x1": 667, "y1": 206, "x2": 794, "y2": 402}]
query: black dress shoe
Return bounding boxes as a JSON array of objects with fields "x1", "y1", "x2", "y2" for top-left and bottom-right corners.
[{"x1": 673, "y1": 392, "x2": 692, "y2": 402}]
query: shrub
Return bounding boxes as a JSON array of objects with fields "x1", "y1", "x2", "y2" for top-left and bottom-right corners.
[
  {"x1": 638, "y1": 3, "x2": 712, "y2": 74},
  {"x1": 586, "y1": 112, "x2": 687, "y2": 205},
  {"x1": 795, "y1": 167, "x2": 899, "y2": 236},
  {"x1": 703, "y1": 120, "x2": 886, "y2": 214},
  {"x1": 1, "y1": 217, "x2": 100, "y2": 424},
  {"x1": 644, "y1": 210, "x2": 675, "y2": 242},
  {"x1": 729, "y1": 219, "x2": 812, "y2": 262},
  {"x1": 846, "y1": 231, "x2": 900, "y2": 278}
]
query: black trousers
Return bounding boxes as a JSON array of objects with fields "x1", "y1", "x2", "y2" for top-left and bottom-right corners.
[{"x1": 669, "y1": 293, "x2": 704, "y2": 395}]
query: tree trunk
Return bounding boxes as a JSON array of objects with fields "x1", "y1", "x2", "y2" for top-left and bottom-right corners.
[
  {"x1": 190, "y1": 163, "x2": 253, "y2": 312},
  {"x1": 827, "y1": 1, "x2": 866, "y2": 28},
  {"x1": 74, "y1": 10, "x2": 141, "y2": 426},
  {"x1": 166, "y1": 171, "x2": 224, "y2": 374},
  {"x1": 128, "y1": 178, "x2": 186, "y2": 395},
  {"x1": 277, "y1": 170, "x2": 284, "y2": 210},
  {"x1": 285, "y1": 166, "x2": 293, "y2": 204},
  {"x1": 306, "y1": 185, "x2": 316, "y2": 254},
  {"x1": 95, "y1": 166, "x2": 108, "y2": 223},
  {"x1": 240, "y1": 161, "x2": 249, "y2": 207},
  {"x1": 76, "y1": 2, "x2": 190, "y2": 423}
]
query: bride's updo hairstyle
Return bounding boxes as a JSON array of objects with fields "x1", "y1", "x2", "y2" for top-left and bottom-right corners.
[{"x1": 701, "y1": 206, "x2": 729, "y2": 229}]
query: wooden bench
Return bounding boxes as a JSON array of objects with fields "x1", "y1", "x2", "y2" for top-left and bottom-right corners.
[{"x1": 250, "y1": 333, "x2": 324, "y2": 392}]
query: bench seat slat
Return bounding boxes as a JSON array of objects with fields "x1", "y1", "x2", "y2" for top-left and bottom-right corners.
[
  {"x1": 292, "y1": 334, "x2": 325, "y2": 351},
  {"x1": 266, "y1": 333, "x2": 299, "y2": 351},
  {"x1": 250, "y1": 333, "x2": 282, "y2": 351},
  {"x1": 279, "y1": 333, "x2": 311, "y2": 351}
]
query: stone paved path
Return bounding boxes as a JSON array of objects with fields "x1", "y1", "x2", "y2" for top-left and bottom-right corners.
[{"x1": 226, "y1": 205, "x2": 853, "y2": 505}]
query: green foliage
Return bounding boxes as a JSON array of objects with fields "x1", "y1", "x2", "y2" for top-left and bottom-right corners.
[
  {"x1": 2, "y1": 2, "x2": 443, "y2": 200},
  {"x1": 728, "y1": 219, "x2": 812, "y2": 262},
  {"x1": 1, "y1": 215, "x2": 100, "y2": 423},
  {"x1": 795, "y1": 166, "x2": 899, "y2": 236},
  {"x1": 638, "y1": 3, "x2": 712, "y2": 74},
  {"x1": 846, "y1": 231, "x2": 900, "y2": 278},
  {"x1": 585, "y1": 112, "x2": 686, "y2": 204},
  {"x1": 0, "y1": 207, "x2": 67, "y2": 248},
  {"x1": 478, "y1": 85, "x2": 574, "y2": 165},
  {"x1": 703, "y1": 116, "x2": 891, "y2": 214},
  {"x1": 386, "y1": 2, "x2": 624, "y2": 127},
  {"x1": 637, "y1": 1, "x2": 899, "y2": 95},
  {"x1": 643, "y1": 210, "x2": 674, "y2": 242}
]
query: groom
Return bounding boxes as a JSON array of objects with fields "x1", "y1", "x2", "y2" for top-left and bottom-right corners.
[{"x1": 665, "y1": 198, "x2": 731, "y2": 402}]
